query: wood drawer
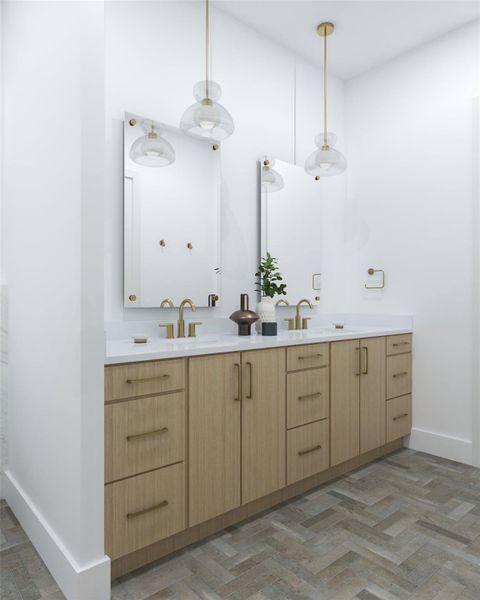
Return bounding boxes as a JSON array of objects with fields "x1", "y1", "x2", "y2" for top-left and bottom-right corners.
[
  {"x1": 105, "y1": 463, "x2": 185, "y2": 560},
  {"x1": 287, "y1": 368, "x2": 329, "y2": 429},
  {"x1": 386, "y1": 395, "x2": 412, "y2": 442},
  {"x1": 105, "y1": 359, "x2": 185, "y2": 402},
  {"x1": 387, "y1": 354, "x2": 412, "y2": 399},
  {"x1": 287, "y1": 343, "x2": 329, "y2": 372},
  {"x1": 287, "y1": 419, "x2": 329, "y2": 485},
  {"x1": 387, "y1": 334, "x2": 412, "y2": 356},
  {"x1": 105, "y1": 392, "x2": 185, "y2": 483}
]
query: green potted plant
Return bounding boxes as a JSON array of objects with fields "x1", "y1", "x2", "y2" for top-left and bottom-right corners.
[{"x1": 255, "y1": 253, "x2": 287, "y2": 335}]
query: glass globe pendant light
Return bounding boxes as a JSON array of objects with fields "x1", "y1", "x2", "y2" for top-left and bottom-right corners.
[
  {"x1": 130, "y1": 120, "x2": 175, "y2": 167},
  {"x1": 261, "y1": 159, "x2": 284, "y2": 193},
  {"x1": 305, "y1": 22, "x2": 346, "y2": 178},
  {"x1": 180, "y1": 0, "x2": 234, "y2": 141}
]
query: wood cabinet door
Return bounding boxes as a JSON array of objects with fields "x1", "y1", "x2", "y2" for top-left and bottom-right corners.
[
  {"x1": 241, "y1": 348, "x2": 286, "y2": 504},
  {"x1": 360, "y1": 337, "x2": 386, "y2": 454},
  {"x1": 189, "y1": 353, "x2": 241, "y2": 526},
  {"x1": 331, "y1": 340, "x2": 360, "y2": 466}
]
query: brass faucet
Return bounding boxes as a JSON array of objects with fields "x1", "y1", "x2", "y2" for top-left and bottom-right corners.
[
  {"x1": 275, "y1": 299, "x2": 289, "y2": 306},
  {"x1": 177, "y1": 298, "x2": 196, "y2": 338},
  {"x1": 160, "y1": 298, "x2": 174, "y2": 308},
  {"x1": 285, "y1": 299, "x2": 314, "y2": 330},
  {"x1": 295, "y1": 299, "x2": 313, "y2": 329}
]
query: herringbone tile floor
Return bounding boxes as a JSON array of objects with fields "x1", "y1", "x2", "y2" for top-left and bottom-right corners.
[{"x1": 2, "y1": 449, "x2": 480, "y2": 599}]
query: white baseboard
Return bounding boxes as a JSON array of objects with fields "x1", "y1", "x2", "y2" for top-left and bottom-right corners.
[
  {"x1": 407, "y1": 428, "x2": 473, "y2": 465},
  {"x1": 4, "y1": 470, "x2": 110, "y2": 600}
]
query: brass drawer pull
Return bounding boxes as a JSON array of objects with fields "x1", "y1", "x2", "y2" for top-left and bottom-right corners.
[
  {"x1": 126, "y1": 374, "x2": 170, "y2": 384},
  {"x1": 126, "y1": 500, "x2": 168, "y2": 519},
  {"x1": 126, "y1": 427, "x2": 168, "y2": 441},
  {"x1": 393, "y1": 342, "x2": 410, "y2": 347},
  {"x1": 392, "y1": 371, "x2": 409, "y2": 378},
  {"x1": 297, "y1": 353, "x2": 323, "y2": 360},
  {"x1": 298, "y1": 392, "x2": 322, "y2": 401},
  {"x1": 392, "y1": 413, "x2": 409, "y2": 421},
  {"x1": 298, "y1": 444, "x2": 322, "y2": 456}
]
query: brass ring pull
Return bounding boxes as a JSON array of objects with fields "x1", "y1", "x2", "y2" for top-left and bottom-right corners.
[
  {"x1": 234, "y1": 363, "x2": 241, "y2": 401},
  {"x1": 246, "y1": 361, "x2": 253, "y2": 399},
  {"x1": 298, "y1": 392, "x2": 322, "y2": 401},
  {"x1": 126, "y1": 500, "x2": 168, "y2": 519},
  {"x1": 392, "y1": 413, "x2": 409, "y2": 421},
  {"x1": 298, "y1": 444, "x2": 322, "y2": 456},
  {"x1": 126, "y1": 374, "x2": 170, "y2": 384},
  {"x1": 126, "y1": 427, "x2": 168, "y2": 442},
  {"x1": 392, "y1": 372, "x2": 408, "y2": 378},
  {"x1": 297, "y1": 353, "x2": 323, "y2": 360}
]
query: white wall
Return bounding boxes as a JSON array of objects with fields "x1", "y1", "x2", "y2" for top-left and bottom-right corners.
[
  {"x1": 344, "y1": 20, "x2": 480, "y2": 464},
  {"x1": 3, "y1": 1, "x2": 109, "y2": 598},
  {"x1": 104, "y1": 0, "x2": 346, "y2": 322}
]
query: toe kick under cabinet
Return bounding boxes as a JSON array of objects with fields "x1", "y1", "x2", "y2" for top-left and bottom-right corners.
[{"x1": 105, "y1": 334, "x2": 412, "y2": 577}]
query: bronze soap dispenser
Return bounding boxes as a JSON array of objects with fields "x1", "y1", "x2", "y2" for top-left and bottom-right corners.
[{"x1": 229, "y1": 294, "x2": 259, "y2": 336}]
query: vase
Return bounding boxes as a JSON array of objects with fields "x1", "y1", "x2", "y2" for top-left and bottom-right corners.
[{"x1": 255, "y1": 296, "x2": 276, "y2": 333}]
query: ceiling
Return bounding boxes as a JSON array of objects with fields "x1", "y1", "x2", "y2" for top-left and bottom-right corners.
[{"x1": 217, "y1": 0, "x2": 480, "y2": 79}]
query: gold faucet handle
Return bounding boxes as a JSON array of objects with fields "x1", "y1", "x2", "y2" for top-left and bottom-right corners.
[
  {"x1": 302, "y1": 317, "x2": 312, "y2": 330},
  {"x1": 188, "y1": 322, "x2": 203, "y2": 338},
  {"x1": 284, "y1": 318, "x2": 295, "y2": 331},
  {"x1": 158, "y1": 323, "x2": 175, "y2": 339}
]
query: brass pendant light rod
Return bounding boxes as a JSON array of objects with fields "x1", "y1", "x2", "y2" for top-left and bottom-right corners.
[
  {"x1": 317, "y1": 22, "x2": 334, "y2": 148},
  {"x1": 205, "y1": 0, "x2": 210, "y2": 99}
]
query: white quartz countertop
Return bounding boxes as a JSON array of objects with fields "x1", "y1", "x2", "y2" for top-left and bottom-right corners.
[{"x1": 105, "y1": 325, "x2": 413, "y2": 365}]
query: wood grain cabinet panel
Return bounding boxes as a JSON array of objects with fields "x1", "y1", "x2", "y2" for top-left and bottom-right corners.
[
  {"x1": 105, "y1": 392, "x2": 185, "y2": 483},
  {"x1": 105, "y1": 359, "x2": 185, "y2": 402},
  {"x1": 386, "y1": 395, "x2": 412, "y2": 442},
  {"x1": 189, "y1": 353, "x2": 241, "y2": 526},
  {"x1": 287, "y1": 419, "x2": 329, "y2": 485},
  {"x1": 360, "y1": 337, "x2": 386, "y2": 454},
  {"x1": 242, "y1": 348, "x2": 286, "y2": 504},
  {"x1": 105, "y1": 463, "x2": 185, "y2": 560},
  {"x1": 287, "y1": 343, "x2": 329, "y2": 372},
  {"x1": 287, "y1": 368, "x2": 329, "y2": 429},
  {"x1": 331, "y1": 340, "x2": 360, "y2": 466},
  {"x1": 387, "y1": 354, "x2": 412, "y2": 399},
  {"x1": 387, "y1": 334, "x2": 412, "y2": 356}
]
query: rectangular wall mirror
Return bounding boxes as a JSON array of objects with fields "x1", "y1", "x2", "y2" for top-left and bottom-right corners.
[
  {"x1": 260, "y1": 158, "x2": 322, "y2": 304},
  {"x1": 124, "y1": 112, "x2": 221, "y2": 308}
]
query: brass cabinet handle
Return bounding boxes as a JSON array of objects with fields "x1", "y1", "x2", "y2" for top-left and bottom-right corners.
[
  {"x1": 126, "y1": 374, "x2": 170, "y2": 384},
  {"x1": 392, "y1": 371, "x2": 409, "y2": 378},
  {"x1": 298, "y1": 392, "x2": 322, "y2": 401},
  {"x1": 393, "y1": 342, "x2": 410, "y2": 347},
  {"x1": 298, "y1": 444, "x2": 322, "y2": 456},
  {"x1": 234, "y1": 363, "x2": 241, "y2": 401},
  {"x1": 126, "y1": 427, "x2": 168, "y2": 442},
  {"x1": 297, "y1": 353, "x2": 323, "y2": 360},
  {"x1": 246, "y1": 361, "x2": 253, "y2": 399},
  {"x1": 362, "y1": 346, "x2": 369, "y2": 375},
  {"x1": 126, "y1": 500, "x2": 168, "y2": 519},
  {"x1": 392, "y1": 413, "x2": 409, "y2": 421},
  {"x1": 355, "y1": 346, "x2": 361, "y2": 376}
]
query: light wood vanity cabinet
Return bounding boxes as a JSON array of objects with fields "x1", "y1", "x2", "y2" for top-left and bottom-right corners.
[
  {"x1": 188, "y1": 353, "x2": 241, "y2": 526},
  {"x1": 105, "y1": 333, "x2": 412, "y2": 576},
  {"x1": 241, "y1": 348, "x2": 286, "y2": 503}
]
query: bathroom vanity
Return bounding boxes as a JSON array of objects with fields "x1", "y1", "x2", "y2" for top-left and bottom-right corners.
[{"x1": 104, "y1": 329, "x2": 412, "y2": 577}]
